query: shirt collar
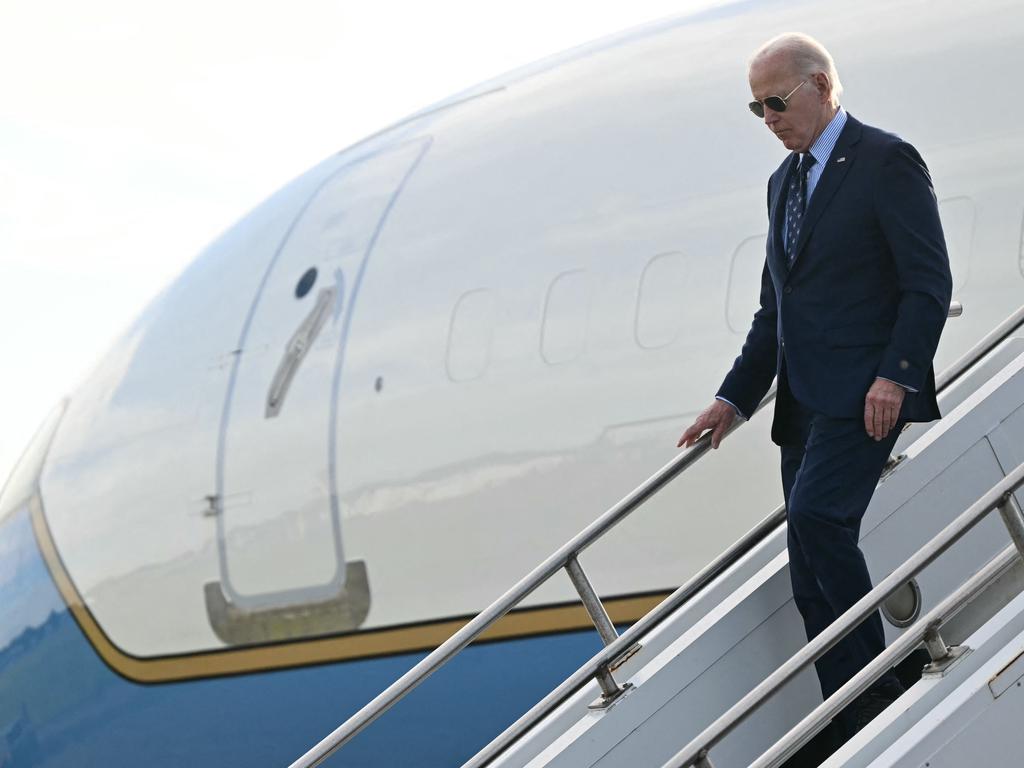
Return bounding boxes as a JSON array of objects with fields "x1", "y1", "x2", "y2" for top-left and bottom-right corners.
[{"x1": 806, "y1": 106, "x2": 847, "y2": 167}]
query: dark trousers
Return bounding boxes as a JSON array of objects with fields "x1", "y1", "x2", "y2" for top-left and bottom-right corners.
[{"x1": 776, "y1": 379, "x2": 903, "y2": 718}]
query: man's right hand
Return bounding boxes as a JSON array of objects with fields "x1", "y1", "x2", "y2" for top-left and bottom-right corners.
[{"x1": 677, "y1": 400, "x2": 738, "y2": 450}]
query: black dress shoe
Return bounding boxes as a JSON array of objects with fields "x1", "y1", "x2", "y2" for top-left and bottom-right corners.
[
  {"x1": 850, "y1": 680, "x2": 905, "y2": 734},
  {"x1": 778, "y1": 721, "x2": 844, "y2": 768}
]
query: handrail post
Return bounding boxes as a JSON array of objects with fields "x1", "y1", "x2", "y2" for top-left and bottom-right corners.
[
  {"x1": 921, "y1": 621, "x2": 969, "y2": 677},
  {"x1": 694, "y1": 749, "x2": 715, "y2": 767},
  {"x1": 564, "y1": 555, "x2": 632, "y2": 707},
  {"x1": 922, "y1": 623, "x2": 951, "y2": 662},
  {"x1": 565, "y1": 555, "x2": 618, "y2": 646},
  {"x1": 997, "y1": 491, "x2": 1024, "y2": 559}
]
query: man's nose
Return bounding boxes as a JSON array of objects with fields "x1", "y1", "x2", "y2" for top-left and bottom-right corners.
[{"x1": 763, "y1": 107, "x2": 780, "y2": 126}]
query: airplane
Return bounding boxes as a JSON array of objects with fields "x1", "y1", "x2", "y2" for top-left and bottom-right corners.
[{"x1": 1, "y1": 0, "x2": 1022, "y2": 765}]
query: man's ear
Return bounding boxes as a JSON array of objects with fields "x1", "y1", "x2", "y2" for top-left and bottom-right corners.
[{"x1": 814, "y1": 72, "x2": 832, "y2": 103}]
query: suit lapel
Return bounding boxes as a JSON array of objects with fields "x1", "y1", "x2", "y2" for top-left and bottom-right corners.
[
  {"x1": 789, "y1": 114, "x2": 863, "y2": 266},
  {"x1": 770, "y1": 154, "x2": 798, "y2": 278}
]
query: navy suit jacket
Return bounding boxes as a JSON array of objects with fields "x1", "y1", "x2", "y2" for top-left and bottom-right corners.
[{"x1": 717, "y1": 113, "x2": 953, "y2": 439}]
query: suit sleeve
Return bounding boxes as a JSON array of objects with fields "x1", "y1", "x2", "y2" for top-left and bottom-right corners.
[
  {"x1": 873, "y1": 140, "x2": 953, "y2": 390},
  {"x1": 715, "y1": 180, "x2": 780, "y2": 419}
]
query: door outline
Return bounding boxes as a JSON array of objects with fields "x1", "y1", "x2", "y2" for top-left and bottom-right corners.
[{"x1": 207, "y1": 135, "x2": 432, "y2": 630}]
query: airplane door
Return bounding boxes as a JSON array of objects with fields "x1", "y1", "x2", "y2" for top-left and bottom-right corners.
[{"x1": 213, "y1": 137, "x2": 430, "y2": 612}]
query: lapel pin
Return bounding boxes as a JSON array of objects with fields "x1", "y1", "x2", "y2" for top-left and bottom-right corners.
[{"x1": 837, "y1": 157, "x2": 847, "y2": 163}]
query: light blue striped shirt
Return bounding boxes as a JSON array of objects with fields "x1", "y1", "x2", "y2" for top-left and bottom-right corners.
[
  {"x1": 783, "y1": 106, "x2": 847, "y2": 242},
  {"x1": 806, "y1": 106, "x2": 847, "y2": 198}
]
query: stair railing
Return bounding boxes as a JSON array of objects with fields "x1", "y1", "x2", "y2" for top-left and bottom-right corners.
[{"x1": 663, "y1": 461, "x2": 1024, "y2": 768}]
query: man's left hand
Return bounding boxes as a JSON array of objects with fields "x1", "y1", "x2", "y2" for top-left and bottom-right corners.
[{"x1": 864, "y1": 378, "x2": 905, "y2": 440}]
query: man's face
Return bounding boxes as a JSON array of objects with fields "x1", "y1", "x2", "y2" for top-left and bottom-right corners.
[{"x1": 749, "y1": 53, "x2": 828, "y2": 153}]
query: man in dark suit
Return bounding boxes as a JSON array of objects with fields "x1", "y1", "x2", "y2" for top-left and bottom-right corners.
[{"x1": 678, "y1": 33, "x2": 952, "y2": 738}]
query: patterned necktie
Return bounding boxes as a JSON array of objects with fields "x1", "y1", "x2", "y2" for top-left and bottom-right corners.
[{"x1": 785, "y1": 153, "x2": 816, "y2": 265}]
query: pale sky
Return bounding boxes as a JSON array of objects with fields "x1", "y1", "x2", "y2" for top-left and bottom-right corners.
[{"x1": 0, "y1": 0, "x2": 718, "y2": 485}]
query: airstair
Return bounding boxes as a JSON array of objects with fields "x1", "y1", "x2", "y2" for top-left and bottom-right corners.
[{"x1": 290, "y1": 303, "x2": 1024, "y2": 768}]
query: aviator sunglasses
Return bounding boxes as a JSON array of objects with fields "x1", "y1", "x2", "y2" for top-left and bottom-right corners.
[{"x1": 748, "y1": 80, "x2": 806, "y2": 118}]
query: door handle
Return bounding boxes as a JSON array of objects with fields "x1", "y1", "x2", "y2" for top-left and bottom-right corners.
[{"x1": 265, "y1": 286, "x2": 336, "y2": 418}]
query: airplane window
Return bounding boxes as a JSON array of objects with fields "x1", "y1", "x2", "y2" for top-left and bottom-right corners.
[
  {"x1": 446, "y1": 288, "x2": 496, "y2": 382},
  {"x1": 635, "y1": 251, "x2": 698, "y2": 349},
  {"x1": 726, "y1": 236, "x2": 767, "y2": 335},
  {"x1": 295, "y1": 267, "x2": 318, "y2": 299},
  {"x1": 937, "y1": 197, "x2": 975, "y2": 294},
  {"x1": 540, "y1": 270, "x2": 590, "y2": 365}
]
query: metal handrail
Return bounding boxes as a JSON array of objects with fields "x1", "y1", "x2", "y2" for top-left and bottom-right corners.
[
  {"x1": 750, "y1": 543, "x2": 1019, "y2": 768},
  {"x1": 289, "y1": 300, "x2": 1004, "y2": 768},
  {"x1": 935, "y1": 302, "x2": 1023, "y2": 391},
  {"x1": 663, "y1": 461, "x2": 1024, "y2": 768},
  {"x1": 288, "y1": 394, "x2": 775, "y2": 768}
]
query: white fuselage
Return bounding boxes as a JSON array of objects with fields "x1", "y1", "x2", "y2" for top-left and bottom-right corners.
[{"x1": 24, "y1": 0, "x2": 1024, "y2": 674}]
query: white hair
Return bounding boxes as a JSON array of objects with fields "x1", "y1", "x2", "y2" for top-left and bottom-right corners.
[{"x1": 750, "y1": 33, "x2": 844, "y2": 106}]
